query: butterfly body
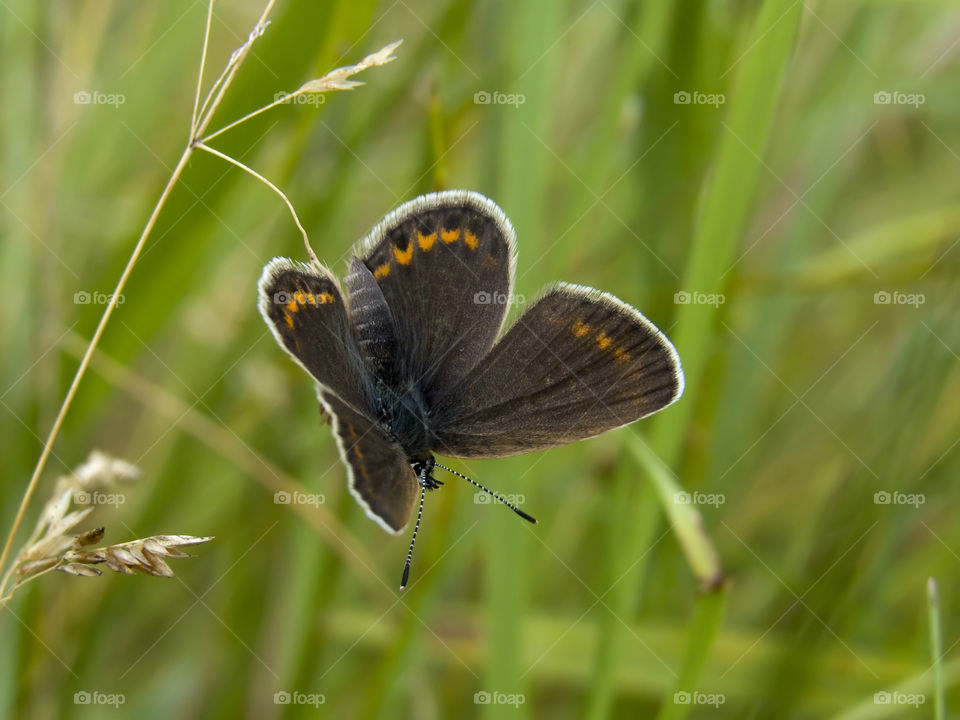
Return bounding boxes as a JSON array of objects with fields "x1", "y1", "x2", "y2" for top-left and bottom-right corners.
[
  {"x1": 371, "y1": 375, "x2": 435, "y2": 467},
  {"x1": 259, "y1": 191, "x2": 683, "y2": 543}
]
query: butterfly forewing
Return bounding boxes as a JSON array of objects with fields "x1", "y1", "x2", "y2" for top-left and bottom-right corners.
[
  {"x1": 431, "y1": 284, "x2": 683, "y2": 458},
  {"x1": 258, "y1": 259, "x2": 369, "y2": 411},
  {"x1": 355, "y1": 191, "x2": 516, "y2": 398}
]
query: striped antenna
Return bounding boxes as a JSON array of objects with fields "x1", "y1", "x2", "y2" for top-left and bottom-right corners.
[
  {"x1": 435, "y1": 463, "x2": 537, "y2": 525},
  {"x1": 400, "y1": 484, "x2": 425, "y2": 591}
]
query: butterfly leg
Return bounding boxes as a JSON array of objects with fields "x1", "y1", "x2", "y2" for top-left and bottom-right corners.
[{"x1": 412, "y1": 455, "x2": 443, "y2": 490}]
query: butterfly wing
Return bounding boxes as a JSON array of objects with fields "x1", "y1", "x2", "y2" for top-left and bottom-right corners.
[
  {"x1": 430, "y1": 283, "x2": 684, "y2": 458},
  {"x1": 258, "y1": 258, "x2": 417, "y2": 532},
  {"x1": 258, "y1": 257, "x2": 367, "y2": 408},
  {"x1": 353, "y1": 190, "x2": 516, "y2": 398},
  {"x1": 321, "y1": 393, "x2": 418, "y2": 533}
]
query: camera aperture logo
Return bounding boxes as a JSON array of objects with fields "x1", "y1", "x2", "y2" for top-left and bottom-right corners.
[
  {"x1": 274, "y1": 490, "x2": 325, "y2": 507},
  {"x1": 75, "y1": 291, "x2": 125, "y2": 306},
  {"x1": 873, "y1": 290, "x2": 924, "y2": 308},
  {"x1": 474, "y1": 492, "x2": 525, "y2": 507},
  {"x1": 473, "y1": 290, "x2": 524, "y2": 307},
  {"x1": 473, "y1": 690, "x2": 525, "y2": 707},
  {"x1": 74, "y1": 691, "x2": 125, "y2": 707},
  {"x1": 75, "y1": 490, "x2": 125, "y2": 507},
  {"x1": 273, "y1": 690, "x2": 325, "y2": 707},
  {"x1": 873, "y1": 491, "x2": 924, "y2": 508},
  {"x1": 674, "y1": 290, "x2": 724, "y2": 307},
  {"x1": 74, "y1": 90, "x2": 125, "y2": 108},
  {"x1": 474, "y1": 90, "x2": 525, "y2": 108},
  {"x1": 674, "y1": 690, "x2": 725, "y2": 707},
  {"x1": 874, "y1": 691, "x2": 924, "y2": 707},
  {"x1": 674, "y1": 491, "x2": 725, "y2": 508},
  {"x1": 673, "y1": 90, "x2": 725, "y2": 108},
  {"x1": 873, "y1": 91, "x2": 924, "y2": 108},
  {"x1": 274, "y1": 91, "x2": 325, "y2": 107}
]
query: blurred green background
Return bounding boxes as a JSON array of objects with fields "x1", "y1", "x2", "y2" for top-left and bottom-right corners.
[{"x1": 1, "y1": 0, "x2": 958, "y2": 718}]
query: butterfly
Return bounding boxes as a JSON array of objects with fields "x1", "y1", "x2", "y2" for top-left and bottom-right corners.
[{"x1": 258, "y1": 191, "x2": 683, "y2": 587}]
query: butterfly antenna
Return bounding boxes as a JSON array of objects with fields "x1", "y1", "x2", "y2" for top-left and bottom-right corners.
[
  {"x1": 400, "y1": 484, "x2": 426, "y2": 591},
  {"x1": 435, "y1": 463, "x2": 537, "y2": 525}
]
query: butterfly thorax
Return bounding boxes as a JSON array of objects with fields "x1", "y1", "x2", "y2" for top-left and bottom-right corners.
[{"x1": 372, "y1": 376, "x2": 435, "y2": 460}]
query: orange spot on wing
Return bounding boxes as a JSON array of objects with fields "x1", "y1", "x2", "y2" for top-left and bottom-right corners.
[
  {"x1": 416, "y1": 231, "x2": 436, "y2": 251},
  {"x1": 596, "y1": 332, "x2": 613, "y2": 350},
  {"x1": 373, "y1": 263, "x2": 391, "y2": 280},
  {"x1": 287, "y1": 290, "x2": 335, "y2": 317},
  {"x1": 441, "y1": 228, "x2": 460, "y2": 244},
  {"x1": 393, "y1": 243, "x2": 414, "y2": 265},
  {"x1": 572, "y1": 321, "x2": 590, "y2": 338},
  {"x1": 464, "y1": 229, "x2": 478, "y2": 250},
  {"x1": 284, "y1": 312, "x2": 294, "y2": 329},
  {"x1": 614, "y1": 347, "x2": 631, "y2": 364}
]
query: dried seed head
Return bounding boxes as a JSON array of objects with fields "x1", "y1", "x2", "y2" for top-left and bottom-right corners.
[
  {"x1": 61, "y1": 535, "x2": 214, "y2": 578},
  {"x1": 73, "y1": 450, "x2": 140, "y2": 488},
  {"x1": 294, "y1": 40, "x2": 402, "y2": 95},
  {"x1": 11, "y1": 451, "x2": 212, "y2": 589}
]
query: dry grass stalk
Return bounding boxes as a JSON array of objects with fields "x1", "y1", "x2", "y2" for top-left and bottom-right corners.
[
  {"x1": 0, "y1": 1, "x2": 395, "y2": 609},
  {"x1": 0, "y1": 451, "x2": 211, "y2": 604}
]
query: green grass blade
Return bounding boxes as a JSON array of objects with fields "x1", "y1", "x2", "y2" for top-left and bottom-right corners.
[
  {"x1": 929, "y1": 577, "x2": 945, "y2": 720},
  {"x1": 630, "y1": 438, "x2": 722, "y2": 588},
  {"x1": 648, "y1": 0, "x2": 804, "y2": 465},
  {"x1": 655, "y1": 586, "x2": 727, "y2": 720}
]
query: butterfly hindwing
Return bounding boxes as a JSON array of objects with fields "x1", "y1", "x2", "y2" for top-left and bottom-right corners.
[
  {"x1": 431, "y1": 283, "x2": 684, "y2": 458},
  {"x1": 354, "y1": 190, "x2": 516, "y2": 398},
  {"x1": 322, "y1": 392, "x2": 418, "y2": 533}
]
